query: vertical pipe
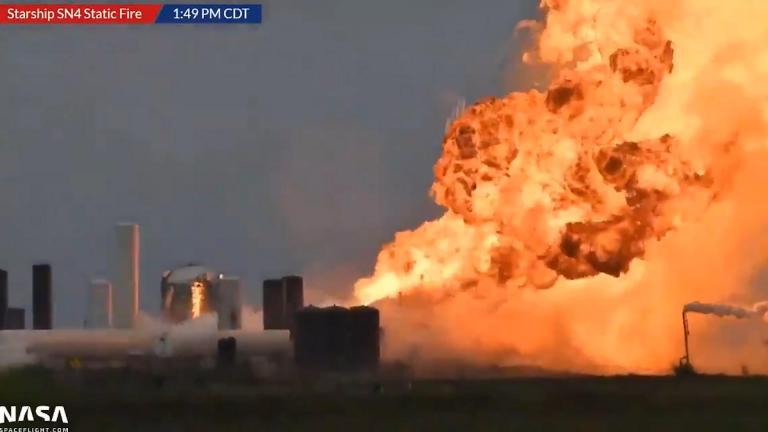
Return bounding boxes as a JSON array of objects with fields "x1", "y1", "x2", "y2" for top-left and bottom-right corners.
[
  {"x1": 682, "y1": 310, "x2": 690, "y2": 364},
  {"x1": 114, "y1": 223, "x2": 140, "y2": 328},
  {"x1": 0, "y1": 269, "x2": 7, "y2": 330},
  {"x1": 32, "y1": 263, "x2": 52, "y2": 330}
]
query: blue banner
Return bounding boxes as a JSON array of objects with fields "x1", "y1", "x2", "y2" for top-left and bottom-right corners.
[{"x1": 155, "y1": 4, "x2": 261, "y2": 24}]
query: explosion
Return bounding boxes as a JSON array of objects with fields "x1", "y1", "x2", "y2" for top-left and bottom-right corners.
[{"x1": 354, "y1": 0, "x2": 768, "y2": 374}]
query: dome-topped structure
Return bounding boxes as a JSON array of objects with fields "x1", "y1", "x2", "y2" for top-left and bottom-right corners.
[
  {"x1": 161, "y1": 264, "x2": 220, "y2": 323},
  {"x1": 165, "y1": 265, "x2": 218, "y2": 284}
]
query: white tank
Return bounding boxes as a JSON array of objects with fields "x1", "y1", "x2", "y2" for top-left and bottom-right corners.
[
  {"x1": 19, "y1": 329, "x2": 291, "y2": 360},
  {"x1": 113, "y1": 223, "x2": 140, "y2": 329},
  {"x1": 86, "y1": 279, "x2": 112, "y2": 328},
  {"x1": 217, "y1": 276, "x2": 242, "y2": 330}
]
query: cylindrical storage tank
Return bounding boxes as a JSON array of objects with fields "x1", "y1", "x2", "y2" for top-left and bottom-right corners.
[
  {"x1": 87, "y1": 279, "x2": 112, "y2": 329},
  {"x1": 114, "y1": 223, "x2": 140, "y2": 329},
  {"x1": 282, "y1": 275, "x2": 303, "y2": 329},
  {"x1": 325, "y1": 305, "x2": 350, "y2": 370},
  {"x1": 349, "y1": 306, "x2": 380, "y2": 370},
  {"x1": 262, "y1": 279, "x2": 284, "y2": 330},
  {"x1": 25, "y1": 330, "x2": 158, "y2": 360},
  {"x1": 0, "y1": 269, "x2": 7, "y2": 330},
  {"x1": 294, "y1": 306, "x2": 326, "y2": 369},
  {"x1": 32, "y1": 264, "x2": 52, "y2": 330},
  {"x1": 217, "y1": 276, "x2": 242, "y2": 330},
  {"x1": 157, "y1": 329, "x2": 292, "y2": 359},
  {"x1": 217, "y1": 337, "x2": 237, "y2": 366}
]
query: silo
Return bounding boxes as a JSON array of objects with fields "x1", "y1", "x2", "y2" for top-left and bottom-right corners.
[
  {"x1": 217, "y1": 276, "x2": 242, "y2": 330},
  {"x1": 282, "y1": 275, "x2": 304, "y2": 329},
  {"x1": 262, "y1": 278, "x2": 284, "y2": 330},
  {"x1": 113, "y1": 223, "x2": 139, "y2": 329},
  {"x1": 294, "y1": 305, "x2": 326, "y2": 369},
  {"x1": 5, "y1": 307, "x2": 25, "y2": 330},
  {"x1": 32, "y1": 264, "x2": 52, "y2": 330},
  {"x1": 293, "y1": 305, "x2": 381, "y2": 372},
  {"x1": 87, "y1": 279, "x2": 112, "y2": 328},
  {"x1": 325, "y1": 305, "x2": 350, "y2": 370},
  {"x1": 0, "y1": 269, "x2": 7, "y2": 330}
]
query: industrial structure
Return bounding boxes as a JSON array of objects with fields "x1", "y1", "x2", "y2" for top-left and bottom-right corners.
[
  {"x1": 5, "y1": 308, "x2": 24, "y2": 330},
  {"x1": 293, "y1": 305, "x2": 380, "y2": 371},
  {"x1": 216, "y1": 276, "x2": 242, "y2": 330},
  {"x1": 86, "y1": 279, "x2": 112, "y2": 328},
  {"x1": 0, "y1": 267, "x2": 27, "y2": 330},
  {"x1": 161, "y1": 265, "x2": 219, "y2": 323},
  {"x1": 32, "y1": 264, "x2": 53, "y2": 330},
  {"x1": 0, "y1": 222, "x2": 382, "y2": 376},
  {"x1": 113, "y1": 223, "x2": 139, "y2": 329},
  {"x1": 0, "y1": 269, "x2": 6, "y2": 330},
  {"x1": 262, "y1": 276, "x2": 304, "y2": 330}
]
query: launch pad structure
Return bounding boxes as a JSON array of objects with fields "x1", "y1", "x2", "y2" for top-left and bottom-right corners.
[{"x1": 0, "y1": 222, "x2": 382, "y2": 376}]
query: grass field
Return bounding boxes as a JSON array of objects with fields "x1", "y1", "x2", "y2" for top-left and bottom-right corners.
[{"x1": 2, "y1": 366, "x2": 768, "y2": 431}]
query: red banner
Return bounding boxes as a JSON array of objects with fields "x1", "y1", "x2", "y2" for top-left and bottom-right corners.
[{"x1": 0, "y1": 4, "x2": 162, "y2": 24}]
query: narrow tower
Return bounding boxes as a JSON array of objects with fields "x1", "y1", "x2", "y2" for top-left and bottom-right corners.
[
  {"x1": 114, "y1": 223, "x2": 140, "y2": 328},
  {"x1": 32, "y1": 264, "x2": 52, "y2": 330}
]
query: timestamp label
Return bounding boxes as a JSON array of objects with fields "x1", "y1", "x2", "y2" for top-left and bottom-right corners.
[{"x1": 156, "y1": 4, "x2": 262, "y2": 24}]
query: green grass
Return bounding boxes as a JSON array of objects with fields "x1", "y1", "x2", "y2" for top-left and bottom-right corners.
[{"x1": 3, "y1": 367, "x2": 768, "y2": 431}]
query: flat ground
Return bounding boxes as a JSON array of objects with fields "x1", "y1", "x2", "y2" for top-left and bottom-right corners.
[{"x1": 2, "y1": 366, "x2": 768, "y2": 431}]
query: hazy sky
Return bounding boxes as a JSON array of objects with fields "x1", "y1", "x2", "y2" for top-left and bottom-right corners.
[{"x1": 0, "y1": 0, "x2": 539, "y2": 326}]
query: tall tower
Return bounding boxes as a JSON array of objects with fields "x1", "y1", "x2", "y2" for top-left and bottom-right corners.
[
  {"x1": 113, "y1": 223, "x2": 139, "y2": 328},
  {"x1": 32, "y1": 264, "x2": 52, "y2": 330}
]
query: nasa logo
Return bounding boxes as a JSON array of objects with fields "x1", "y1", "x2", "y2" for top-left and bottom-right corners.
[{"x1": 0, "y1": 405, "x2": 69, "y2": 424}]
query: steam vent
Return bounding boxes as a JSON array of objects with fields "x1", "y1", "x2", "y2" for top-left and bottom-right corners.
[{"x1": 161, "y1": 264, "x2": 219, "y2": 323}]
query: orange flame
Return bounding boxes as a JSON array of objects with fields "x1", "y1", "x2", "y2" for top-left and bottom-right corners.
[
  {"x1": 190, "y1": 281, "x2": 204, "y2": 319},
  {"x1": 355, "y1": 0, "x2": 768, "y2": 374}
]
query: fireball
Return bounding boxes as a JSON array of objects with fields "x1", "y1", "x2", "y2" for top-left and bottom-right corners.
[{"x1": 355, "y1": 0, "x2": 768, "y2": 374}]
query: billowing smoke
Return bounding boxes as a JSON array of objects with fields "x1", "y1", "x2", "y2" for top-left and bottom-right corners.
[{"x1": 354, "y1": 0, "x2": 768, "y2": 374}]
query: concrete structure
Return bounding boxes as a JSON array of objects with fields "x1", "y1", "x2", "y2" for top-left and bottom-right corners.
[
  {"x1": 0, "y1": 269, "x2": 7, "y2": 330},
  {"x1": 32, "y1": 264, "x2": 52, "y2": 330},
  {"x1": 217, "y1": 276, "x2": 242, "y2": 330},
  {"x1": 5, "y1": 308, "x2": 24, "y2": 330},
  {"x1": 86, "y1": 279, "x2": 112, "y2": 328},
  {"x1": 114, "y1": 223, "x2": 139, "y2": 329}
]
